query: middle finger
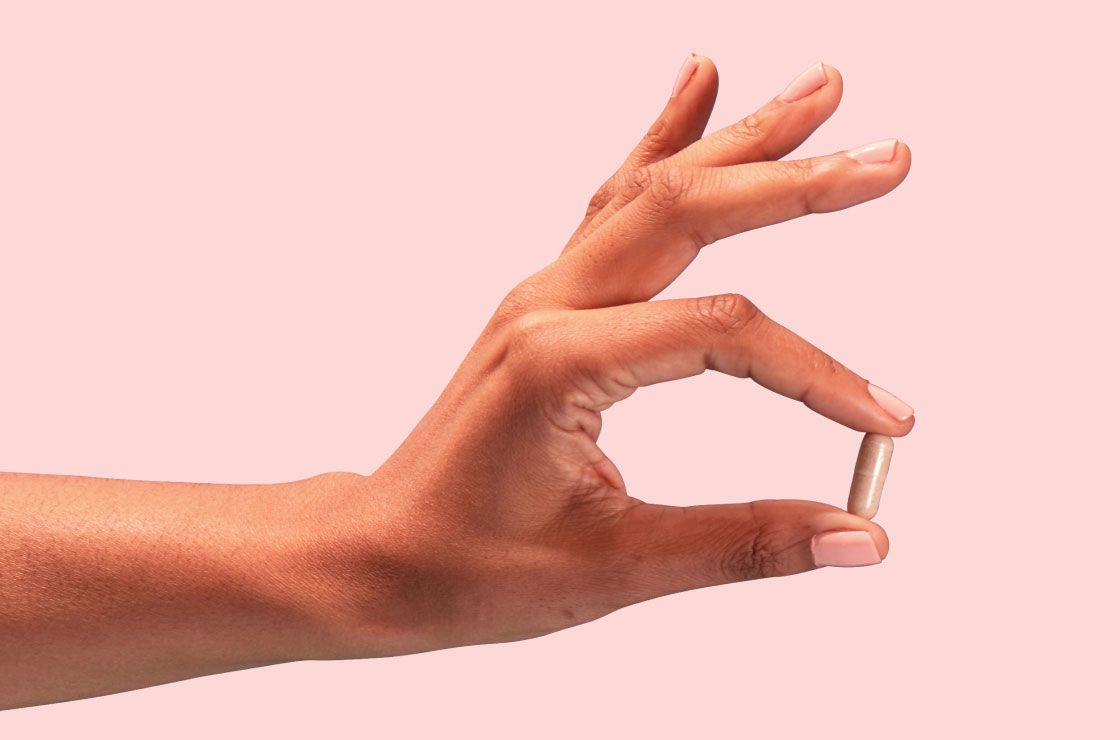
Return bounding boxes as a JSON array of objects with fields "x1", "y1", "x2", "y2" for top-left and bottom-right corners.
[{"x1": 540, "y1": 139, "x2": 912, "y2": 309}]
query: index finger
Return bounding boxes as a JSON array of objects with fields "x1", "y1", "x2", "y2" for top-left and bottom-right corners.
[{"x1": 536, "y1": 294, "x2": 915, "y2": 436}]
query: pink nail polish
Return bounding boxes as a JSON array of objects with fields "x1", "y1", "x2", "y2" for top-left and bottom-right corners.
[
  {"x1": 779, "y1": 62, "x2": 827, "y2": 102},
  {"x1": 810, "y1": 531, "x2": 882, "y2": 567},
  {"x1": 671, "y1": 53, "x2": 700, "y2": 99},
  {"x1": 868, "y1": 383, "x2": 914, "y2": 421},
  {"x1": 846, "y1": 138, "x2": 898, "y2": 164}
]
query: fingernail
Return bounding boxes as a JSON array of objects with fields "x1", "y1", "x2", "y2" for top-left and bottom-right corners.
[
  {"x1": 779, "y1": 62, "x2": 827, "y2": 102},
  {"x1": 868, "y1": 383, "x2": 914, "y2": 421},
  {"x1": 810, "y1": 531, "x2": 882, "y2": 567},
  {"x1": 846, "y1": 138, "x2": 898, "y2": 164},
  {"x1": 671, "y1": 53, "x2": 700, "y2": 99}
]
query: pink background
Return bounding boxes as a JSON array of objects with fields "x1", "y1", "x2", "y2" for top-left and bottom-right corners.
[{"x1": 1, "y1": 1, "x2": 1115, "y2": 736}]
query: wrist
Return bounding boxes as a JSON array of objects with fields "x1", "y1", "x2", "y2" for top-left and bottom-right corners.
[
  {"x1": 275, "y1": 470, "x2": 440, "y2": 660},
  {"x1": 257, "y1": 470, "x2": 368, "y2": 661}
]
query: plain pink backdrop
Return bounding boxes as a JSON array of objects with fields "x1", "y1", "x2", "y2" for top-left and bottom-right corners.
[{"x1": 1, "y1": 1, "x2": 1116, "y2": 737}]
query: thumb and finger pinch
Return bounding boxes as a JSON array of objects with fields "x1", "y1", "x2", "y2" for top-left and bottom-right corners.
[{"x1": 513, "y1": 295, "x2": 909, "y2": 597}]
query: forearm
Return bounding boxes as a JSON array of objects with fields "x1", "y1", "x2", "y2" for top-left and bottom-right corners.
[{"x1": 0, "y1": 469, "x2": 363, "y2": 709}]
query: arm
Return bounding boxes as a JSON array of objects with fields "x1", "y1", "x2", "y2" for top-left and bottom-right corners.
[
  {"x1": 2, "y1": 55, "x2": 914, "y2": 709},
  {"x1": 0, "y1": 471, "x2": 362, "y2": 708}
]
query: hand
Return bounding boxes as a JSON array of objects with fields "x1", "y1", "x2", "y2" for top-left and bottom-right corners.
[{"x1": 319, "y1": 56, "x2": 915, "y2": 657}]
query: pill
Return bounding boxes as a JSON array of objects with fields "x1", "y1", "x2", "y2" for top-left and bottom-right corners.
[{"x1": 847, "y1": 433, "x2": 894, "y2": 519}]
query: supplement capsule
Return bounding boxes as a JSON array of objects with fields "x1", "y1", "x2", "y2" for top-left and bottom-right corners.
[{"x1": 847, "y1": 433, "x2": 894, "y2": 519}]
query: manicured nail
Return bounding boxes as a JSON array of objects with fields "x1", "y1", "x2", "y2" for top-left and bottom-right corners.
[
  {"x1": 868, "y1": 383, "x2": 914, "y2": 421},
  {"x1": 810, "y1": 531, "x2": 882, "y2": 567},
  {"x1": 846, "y1": 138, "x2": 898, "y2": 164},
  {"x1": 671, "y1": 53, "x2": 700, "y2": 99},
  {"x1": 779, "y1": 62, "x2": 827, "y2": 102}
]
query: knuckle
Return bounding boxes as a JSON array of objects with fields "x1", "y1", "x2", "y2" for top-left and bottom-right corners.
[
  {"x1": 590, "y1": 167, "x2": 653, "y2": 220},
  {"x1": 785, "y1": 157, "x2": 817, "y2": 183},
  {"x1": 502, "y1": 308, "x2": 564, "y2": 363},
  {"x1": 725, "y1": 113, "x2": 766, "y2": 147},
  {"x1": 809, "y1": 350, "x2": 845, "y2": 379},
  {"x1": 494, "y1": 269, "x2": 560, "y2": 324},
  {"x1": 619, "y1": 165, "x2": 655, "y2": 199},
  {"x1": 495, "y1": 281, "x2": 538, "y2": 325},
  {"x1": 585, "y1": 177, "x2": 617, "y2": 218},
  {"x1": 776, "y1": 158, "x2": 819, "y2": 214},
  {"x1": 496, "y1": 288, "x2": 526, "y2": 320},
  {"x1": 722, "y1": 535, "x2": 783, "y2": 581},
  {"x1": 643, "y1": 164, "x2": 695, "y2": 216},
  {"x1": 692, "y1": 293, "x2": 761, "y2": 336},
  {"x1": 718, "y1": 515, "x2": 784, "y2": 582},
  {"x1": 640, "y1": 115, "x2": 673, "y2": 155}
]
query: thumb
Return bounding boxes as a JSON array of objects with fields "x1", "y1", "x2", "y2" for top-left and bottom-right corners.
[{"x1": 614, "y1": 500, "x2": 888, "y2": 602}]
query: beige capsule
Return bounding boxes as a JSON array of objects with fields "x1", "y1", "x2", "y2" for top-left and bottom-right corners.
[{"x1": 847, "y1": 433, "x2": 894, "y2": 519}]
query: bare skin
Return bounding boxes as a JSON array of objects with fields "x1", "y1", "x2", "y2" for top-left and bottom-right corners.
[{"x1": 0, "y1": 56, "x2": 914, "y2": 709}]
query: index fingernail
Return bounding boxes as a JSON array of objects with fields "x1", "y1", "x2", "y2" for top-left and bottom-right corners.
[{"x1": 868, "y1": 383, "x2": 914, "y2": 421}]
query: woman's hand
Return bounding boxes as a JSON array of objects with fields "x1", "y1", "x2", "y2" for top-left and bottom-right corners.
[
  {"x1": 320, "y1": 56, "x2": 915, "y2": 657},
  {"x1": 0, "y1": 57, "x2": 915, "y2": 708}
]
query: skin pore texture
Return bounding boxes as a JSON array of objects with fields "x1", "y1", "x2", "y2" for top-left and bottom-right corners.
[{"x1": 0, "y1": 56, "x2": 914, "y2": 709}]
